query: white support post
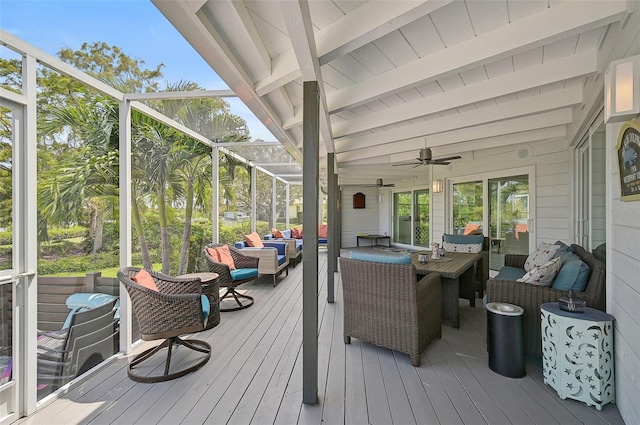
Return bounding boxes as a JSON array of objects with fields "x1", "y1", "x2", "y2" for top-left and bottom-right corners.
[
  {"x1": 272, "y1": 177, "x2": 277, "y2": 228},
  {"x1": 20, "y1": 53, "x2": 38, "y2": 416},
  {"x1": 251, "y1": 166, "x2": 257, "y2": 233},
  {"x1": 286, "y1": 183, "x2": 291, "y2": 229},
  {"x1": 212, "y1": 146, "x2": 219, "y2": 243},
  {"x1": 119, "y1": 99, "x2": 133, "y2": 357}
]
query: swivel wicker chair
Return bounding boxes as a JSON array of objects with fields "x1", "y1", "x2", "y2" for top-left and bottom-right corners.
[
  {"x1": 204, "y1": 243, "x2": 259, "y2": 311},
  {"x1": 118, "y1": 267, "x2": 211, "y2": 383}
]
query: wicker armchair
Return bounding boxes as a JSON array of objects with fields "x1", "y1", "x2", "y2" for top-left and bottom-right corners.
[
  {"x1": 486, "y1": 244, "x2": 606, "y2": 356},
  {"x1": 118, "y1": 267, "x2": 211, "y2": 383},
  {"x1": 234, "y1": 240, "x2": 290, "y2": 286},
  {"x1": 340, "y1": 257, "x2": 442, "y2": 366},
  {"x1": 204, "y1": 243, "x2": 259, "y2": 311}
]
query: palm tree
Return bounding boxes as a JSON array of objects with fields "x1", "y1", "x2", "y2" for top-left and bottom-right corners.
[{"x1": 39, "y1": 92, "x2": 120, "y2": 254}]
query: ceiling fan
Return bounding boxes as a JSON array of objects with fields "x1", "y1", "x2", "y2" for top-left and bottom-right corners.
[
  {"x1": 363, "y1": 178, "x2": 395, "y2": 188},
  {"x1": 393, "y1": 148, "x2": 461, "y2": 167}
]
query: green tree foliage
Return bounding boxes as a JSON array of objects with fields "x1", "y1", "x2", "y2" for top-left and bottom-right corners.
[{"x1": 58, "y1": 42, "x2": 163, "y2": 93}]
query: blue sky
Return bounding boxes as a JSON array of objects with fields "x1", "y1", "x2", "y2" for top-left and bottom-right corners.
[{"x1": 0, "y1": 0, "x2": 275, "y2": 141}]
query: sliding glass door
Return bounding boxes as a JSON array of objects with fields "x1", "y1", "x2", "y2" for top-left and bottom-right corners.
[
  {"x1": 449, "y1": 169, "x2": 533, "y2": 271},
  {"x1": 489, "y1": 175, "x2": 530, "y2": 268},
  {"x1": 392, "y1": 188, "x2": 430, "y2": 247},
  {"x1": 452, "y1": 181, "x2": 483, "y2": 235},
  {"x1": 413, "y1": 189, "x2": 430, "y2": 246},
  {"x1": 393, "y1": 192, "x2": 412, "y2": 244},
  {"x1": 0, "y1": 98, "x2": 22, "y2": 423}
]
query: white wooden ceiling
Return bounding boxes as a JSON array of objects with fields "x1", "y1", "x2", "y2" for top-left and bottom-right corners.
[{"x1": 153, "y1": 0, "x2": 634, "y2": 186}]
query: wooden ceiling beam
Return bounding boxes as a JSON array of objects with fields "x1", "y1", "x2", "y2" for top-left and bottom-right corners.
[
  {"x1": 327, "y1": 0, "x2": 627, "y2": 113},
  {"x1": 335, "y1": 85, "x2": 583, "y2": 153},
  {"x1": 280, "y1": 0, "x2": 335, "y2": 153},
  {"x1": 336, "y1": 109, "x2": 572, "y2": 162},
  {"x1": 333, "y1": 50, "x2": 596, "y2": 138},
  {"x1": 255, "y1": 0, "x2": 451, "y2": 97}
]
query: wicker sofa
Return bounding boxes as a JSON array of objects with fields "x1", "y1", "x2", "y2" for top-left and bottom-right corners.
[
  {"x1": 486, "y1": 244, "x2": 606, "y2": 356},
  {"x1": 340, "y1": 257, "x2": 442, "y2": 366}
]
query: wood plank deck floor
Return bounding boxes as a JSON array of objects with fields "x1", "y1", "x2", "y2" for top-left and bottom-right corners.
[{"x1": 20, "y1": 252, "x2": 625, "y2": 425}]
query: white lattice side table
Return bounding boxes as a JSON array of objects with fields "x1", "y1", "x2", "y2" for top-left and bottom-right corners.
[{"x1": 541, "y1": 302, "x2": 615, "y2": 410}]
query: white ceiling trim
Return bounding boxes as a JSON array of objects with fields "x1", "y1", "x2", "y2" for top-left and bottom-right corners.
[
  {"x1": 336, "y1": 108, "x2": 573, "y2": 163},
  {"x1": 326, "y1": 0, "x2": 627, "y2": 113},
  {"x1": 332, "y1": 49, "x2": 597, "y2": 138},
  {"x1": 335, "y1": 85, "x2": 583, "y2": 153}
]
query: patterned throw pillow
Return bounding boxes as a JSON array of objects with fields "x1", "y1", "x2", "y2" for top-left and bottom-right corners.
[
  {"x1": 442, "y1": 241, "x2": 483, "y2": 253},
  {"x1": 517, "y1": 257, "x2": 561, "y2": 286},
  {"x1": 524, "y1": 242, "x2": 560, "y2": 272},
  {"x1": 272, "y1": 228, "x2": 285, "y2": 239}
]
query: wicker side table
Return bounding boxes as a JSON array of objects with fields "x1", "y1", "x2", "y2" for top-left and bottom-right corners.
[
  {"x1": 178, "y1": 272, "x2": 220, "y2": 330},
  {"x1": 541, "y1": 302, "x2": 615, "y2": 410}
]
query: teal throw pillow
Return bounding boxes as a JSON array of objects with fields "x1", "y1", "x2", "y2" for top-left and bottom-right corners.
[
  {"x1": 551, "y1": 251, "x2": 591, "y2": 292},
  {"x1": 443, "y1": 233, "x2": 484, "y2": 244},
  {"x1": 349, "y1": 251, "x2": 412, "y2": 264}
]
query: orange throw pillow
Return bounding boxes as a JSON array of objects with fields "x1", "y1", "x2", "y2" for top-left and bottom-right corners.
[
  {"x1": 215, "y1": 245, "x2": 236, "y2": 270},
  {"x1": 244, "y1": 232, "x2": 264, "y2": 247},
  {"x1": 272, "y1": 228, "x2": 285, "y2": 239},
  {"x1": 318, "y1": 224, "x2": 328, "y2": 238},
  {"x1": 463, "y1": 223, "x2": 481, "y2": 235},
  {"x1": 206, "y1": 247, "x2": 220, "y2": 261},
  {"x1": 132, "y1": 269, "x2": 158, "y2": 291},
  {"x1": 291, "y1": 227, "x2": 300, "y2": 239}
]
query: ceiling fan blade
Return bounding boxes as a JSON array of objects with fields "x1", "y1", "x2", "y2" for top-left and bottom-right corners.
[
  {"x1": 434, "y1": 155, "x2": 462, "y2": 161},
  {"x1": 393, "y1": 161, "x2": 419, "y2": 166},
  {"x1": 382, "y1": 184, "x2": 395, "y2": 187},
  {"x1": 431, "y1": 161, "x2": 451, "y2": 165}
]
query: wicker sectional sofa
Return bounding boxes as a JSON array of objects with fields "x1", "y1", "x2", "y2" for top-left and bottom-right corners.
[{"x1": 486, "y1": 244, "x2": 606, "y2": 356}]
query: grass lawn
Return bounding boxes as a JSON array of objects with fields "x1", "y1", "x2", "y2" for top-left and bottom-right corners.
[{"x1": 43, "y1": 263, "x2": 163, "y2": 278}]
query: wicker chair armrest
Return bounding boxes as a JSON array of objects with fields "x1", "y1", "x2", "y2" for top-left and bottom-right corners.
[
  {"x1": 241, "y1": 247, "x2": 282, "y2": 274},
  {"x1": 204, "y1": 259, "x2": 232, "y2": 282},
  {"x1": 504, "y1": 254, "x2": 528, "y2": 268},
  {"x1": 486, "y1": 278, "x2": 568, "y2": 306},
  {"x1": 416, "y1": 272, "x2": 442, "y2": 322},
  {"x1": 230, "y1": 250, "x2": 260, "y2": 268},
  {"x1": 274, "y1": 238, "x2": 297, "y2": 256}
]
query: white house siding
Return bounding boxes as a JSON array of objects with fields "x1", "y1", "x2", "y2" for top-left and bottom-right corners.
[
  {"x1": 592, "y1": 131, "x2": 607, "y2": 249},
  {"x1": 430, "y1": 138, "x2": 571, "y2": 247},
  {"x1": 607, "y1": 117, "x2": 640, "y2": 425},
  {"x1": 340, "y1": 186, "x2": 382, "y2": 248}
]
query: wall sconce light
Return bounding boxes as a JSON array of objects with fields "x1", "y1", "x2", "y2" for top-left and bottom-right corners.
[
  {"x1": 605, "y1": 55, "x2": 640, "y2": 123},
  {"x1": 432, "y1": 180, "x2": 443, "y2": 193}
]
